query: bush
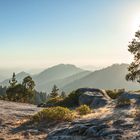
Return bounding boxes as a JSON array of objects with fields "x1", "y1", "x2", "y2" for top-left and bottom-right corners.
[
  {"x1": 56, "y1": 90, "x2": 83, "y2": 108},
  {"x1": 38, "y1": 91, "x2": 82, "y2": 108},
  {"x1": 116, "y1": 98, "x2": 131, "y2": 107},
  {"x1": 46, "y1": 97, "x2": 63, "y2": 106},
  {"x1": 106, "y1": 89, "x2": 124, "y2": 99},
  {"x1": 32, "y1": 106, "x2": 75, "y2": 122},
  {"x1": 76, "y1": 105, "x2": 91, "y2": 115}
]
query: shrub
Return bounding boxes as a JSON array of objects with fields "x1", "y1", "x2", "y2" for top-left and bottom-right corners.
[
  {"x1": 43, "y1": 90, "x2": 84, "y2": 108},
  {"x1": 106, "y1": 89, "x2": 124, "y2": 99},
  {"x1": 46, "y1": 97, "x2": 63, "y2": 106},
  {"x1": 61, "y1": 90, "x2": 82, "y2": 107},
  {"x1": 38, "y1": 91, "x2": 81, "y2": 108},
  {"x1": 116, "y1": 98, "x2": 131, "y2": 108},
  {"x1": 76, "y1": 105, "x2": 91, "y2": 115},
  {"x1": 32, "y1": 106, "x2": 75, "y2": 122},
  {"x1": 56, "y1": 90, "x2": 83, "y2": 108}
]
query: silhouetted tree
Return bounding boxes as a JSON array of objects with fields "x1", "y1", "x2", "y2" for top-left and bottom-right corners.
[
  {"x1": 61, "y1": 91, "x2": 66, "y2": 98},
  {"x1": 22, "y1": 76, "x2": 35, "y2": 91},
  {"x1": 22, "y1": 76, "x2": 35, "y2": 103},
  {"x1": 126, "y1": 28, "x2": 140, "y2": 83},
  {"x1": 6, "y1": 74, "x2": 36, "y2": 103},
  {"x1": 50, "y1": 85, "x2": 59, "y2": 98},
  {"x1": 9, "y1": 72, "x2": 17, "y2": 87},
  {"x1": 6, "y1": 83, "x2": 24, "y2": 101}
]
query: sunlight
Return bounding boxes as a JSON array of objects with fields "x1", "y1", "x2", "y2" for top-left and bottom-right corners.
[{"x1": 131, "y1": 13, "x2": 140, "y2": 33}]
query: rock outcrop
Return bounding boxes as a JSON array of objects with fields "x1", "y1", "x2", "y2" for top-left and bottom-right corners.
[
  {"x1": 46, "y1": 117, "x2": 128, "y2": 140},
  {"x1": 1, "y1": 91, "x2": 140, "y2": 140},
  {"x1": 116, "y1": 92, "x2": 140, "y2": 105},
  {"x1": 78, "y1": 88, "x2": 110, "y2": 109},
  {"x1": 46, "y1": 91, "x2": 140, "y2": 140},
  {"x1": 46, "y1": 106, "x2": 140, "y2": 140},
  {"x1": 76, "y1": 88, "x2": 110, "y2": 99}
]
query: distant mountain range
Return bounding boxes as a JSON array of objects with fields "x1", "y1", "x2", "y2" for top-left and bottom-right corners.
[
  {"x1": 62, "y1": 64, "x2": 140, "y2": 92},
  {"x1": 33, "y1": 64, "x2": 85, "y2": 92},
  {"x1": 0, "y1": 63, "x2": 139, "y2": 93}
]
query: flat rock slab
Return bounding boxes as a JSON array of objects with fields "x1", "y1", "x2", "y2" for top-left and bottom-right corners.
[{"x1": 0, "y1": 100, "x2": 45, "y2": 140}]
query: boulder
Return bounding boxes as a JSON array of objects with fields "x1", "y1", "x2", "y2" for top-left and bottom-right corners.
[
  {"x1": 90, "y1": 97, "x2": 109, "y2": 109},
  {"x1": 76, "y1": 88, "x2": 110, "y2": 99},
  {"x1": 79, "y1": 92, "x2": 95, "y2": 106},
  {"x1": 78, "y1": 88, "x2": 110, "y2": 109}
]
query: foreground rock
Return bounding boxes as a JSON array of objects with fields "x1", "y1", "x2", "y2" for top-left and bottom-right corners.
[
  {"x1": 46, "y1": 107, "x2": 140, "y2": 140},
  {"x1": 1, "y1": 91, "x2": 140, "y2": 140},
  {"x1": 46, "y1": 92, "x2": 140, "y2": 140}
]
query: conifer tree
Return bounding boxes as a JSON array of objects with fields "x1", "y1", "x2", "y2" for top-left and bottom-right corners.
[
  {"x1": 61, "y1": 91, "x2": 66, "y2": 98},
  {"x1": 50, "y1": 85, "x2": 59, "y2": 98},
  {"x1": 9, "y1": 72, "x2": 17, "y2": 87},
  {"x1": 126, "y1": 29, "x2": 140, "y2": 83}
]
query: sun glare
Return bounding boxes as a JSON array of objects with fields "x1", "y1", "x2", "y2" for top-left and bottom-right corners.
[{"x1": 131, "y1": 14, "x2": 140, "y2": 33}]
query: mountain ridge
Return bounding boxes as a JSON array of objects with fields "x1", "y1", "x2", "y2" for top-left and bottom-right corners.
[
  {"x1": 1, "y1": 63, "x2": 139, "y2": 93},
  {"x1": 62, "y1": 63, "x2": 140, "y2": 92}
]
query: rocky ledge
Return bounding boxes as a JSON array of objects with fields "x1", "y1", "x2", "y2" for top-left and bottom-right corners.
[
  {"x1": 46, "y1": 105, "x2": 140, "y2": 140},
  {"x1": 46, "y1": 90, "x2": 140, "y2": 140},
  {"x1": 1, "y1": 89, "x2": 140, "y2": 140}
]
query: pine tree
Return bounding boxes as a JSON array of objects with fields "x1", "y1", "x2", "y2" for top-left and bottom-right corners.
[
  {"x1": 126, "y1": 29, "x2": 140, "y2": 83},
  {"x1": 9, "y1": 72, "x2": 17, "y2": 87},
  {"x1": 61, "y1": 91, "x2": 66, "y2": 98},
  {"x1": 6, "y1": 74, "x2": 36, "y2": 103},
  {"x1": 50, "y1": 85, "x2": 59, "y2": 98},
  {"x1": 22, "y1": 76, "x2": 35, "y2": 90}
]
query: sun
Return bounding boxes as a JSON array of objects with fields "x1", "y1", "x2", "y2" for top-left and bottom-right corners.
[{"x1": 131, "y1": 14, "x2": 140, "y2": 33}]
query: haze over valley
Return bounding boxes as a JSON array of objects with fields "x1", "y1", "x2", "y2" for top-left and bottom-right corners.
[
  {"x1": 1, "y1": 0, "x2": 140, "y2": 140},
  {"x1": 1, "y1": 63, "x2": 139, "y2": 94}
]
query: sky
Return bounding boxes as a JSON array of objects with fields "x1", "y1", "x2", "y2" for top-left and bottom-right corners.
[{"x1": 0, "y1": 0, "x2": 140, "y2": 70}]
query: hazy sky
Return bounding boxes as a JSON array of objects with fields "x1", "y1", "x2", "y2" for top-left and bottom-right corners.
[{"x1": 0, "y1": 0, "x2": 140, "y2": 69}]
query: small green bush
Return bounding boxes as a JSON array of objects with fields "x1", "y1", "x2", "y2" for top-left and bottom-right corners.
[
  {"x1": 32, "y1": 106, "x2": 75, "y2": 122},
  {"x1": 116, "y1": 98, "x2": 131, "y2": 107},
  {"x1": 76, "y1": 105, "x2": 91, "y2": 115}
]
